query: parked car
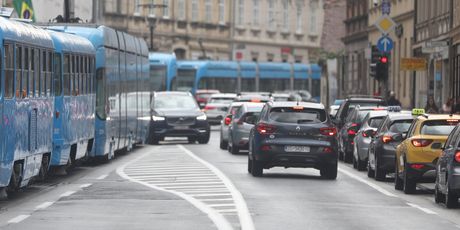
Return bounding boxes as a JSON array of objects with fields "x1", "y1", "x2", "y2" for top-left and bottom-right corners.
[
  {"x1": 149, "y1": 91, "x2": 210, "y2": 145},
  {"x1": 203, "y1": 93, "x2": 237, "y2": 125},
  {"x1": 353, "y1": 110, "x2": 388, "y2": 171},
  {"x1": 435, "y1": 123, "x2": 460, "y2": 208},
  {"x1": 227, "y1": 103, "x2": 265, "y2": 154},
  {"x1": 220, "y1": 102, "x2": 244, "y2": 149},
  {"x1": 367, "y1": 112, "x2": 414, "y2": 180},
  {"x1": 195, "y1": 89, "x2": 220, "y2": 108},
  {"x1": 248, "y1": 102, "x2": 338, "y2": 179},
  {"x1": 334, "y1": 96, "x2": 386, "y2": 129},
  {"x1": 395, "y1": 114, "x2": 460, "y2": 194}
]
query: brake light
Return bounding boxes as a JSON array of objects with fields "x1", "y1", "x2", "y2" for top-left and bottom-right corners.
[
  {"x1": 348, "y1": 129, "x2": 357, "y2": 136},
  {"x1": 323, "y1": 147, "x2": 333, "y2": 153},
  {"x1": 257, "y1": 123, "x2": 276, "y2": 135},
  {"x1": 382, "y1": 135, "x2": 392, "y2": 143},
  {"x1": 362, "y1": 132, "x2": 368, "y2": 137},
  {"x1": 410, "y1": 164, "x2": 425, "y2": 170},
  {"x1": 224, "y1": 117, "x2": 232, "y2": 125},
  {"x1": 455, "y1": 151, "x2": 460, "y2": 163},
  {"x1": 320, "y1": 127, "x2": 337, "y2": 136},
  {"x1": 261, "y1": 145, "x2": 272, "y2": 151},
  {"x1": 204, "y1": 105, "x2": 216, "y2": 111},
  {"x1": 411, "y1": 139, "x2": 433, "y2": 147}
]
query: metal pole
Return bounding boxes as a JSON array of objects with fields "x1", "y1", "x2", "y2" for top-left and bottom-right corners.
[
  {"x1": 64, "y1": 0, "x2": 70, "y2": 22},
  {"x1": 150, "y1": 25, "x2": 154, "y2": 51}
]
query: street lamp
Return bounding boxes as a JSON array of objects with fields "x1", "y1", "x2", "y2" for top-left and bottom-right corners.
[{"x1": 137, "y1": 3, "x2": 167, "y2": 51}]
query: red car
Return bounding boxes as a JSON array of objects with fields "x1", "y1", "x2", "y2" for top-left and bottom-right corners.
[{"x1": 195, "y1": 89, "x2": 220, "y2": 108}]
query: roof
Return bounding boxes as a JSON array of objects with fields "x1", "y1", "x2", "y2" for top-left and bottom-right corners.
[
  {"x1": 387, "y1": 113, "x2": 415, "y2": 120},
  {"x1": 242, "y1": 102, "x2": 265, "y2": 110},
  {"x1": 155, "y1": 91, "x2": 191, "y2": 96},
  {"x1": 196, "y1": 89, "x2": 220, "y2": 94},
  {"x1": 47, "y1": 30, "x2": 95, "y2": 54},
  {"x1": 417, "y1": 114, "x2": 460, "y2": 121},
  {"x1": 270, "y1": 101, "x2": 325, "y2": 110},
  {"x1": 210, "y1": 93, "x2": 237, "y2": 98},
  {"x1": 230, "y1": 102, "x2": 244, "y2": 107},
  {"x1": 0, "y1": 17, "x2": 54, "y2": 49},
  {"x1": 347, "y1": 97, "x2": 385, "y2": 102},
  {"x1": 366, "y1": 110, "x2": 389, "y2": 118}
]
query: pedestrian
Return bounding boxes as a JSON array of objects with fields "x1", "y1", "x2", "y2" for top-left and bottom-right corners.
[
  {"x1": 387, "y1": 91, "x2": 401, "y2": 106},
  {"x1": 442, "y1": 98, "x2": 454, "y2": 114},
  {"x1": 424, "y1": 96, "x2": 439, "y2": 114}
]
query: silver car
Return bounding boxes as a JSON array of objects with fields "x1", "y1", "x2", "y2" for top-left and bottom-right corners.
[
  {"x1": 353, "y1": 110, "x2": 388, "y2": 171},
  {"x1": 204, "y1": 93, "x2": 237, "y2": 125},
  {"x1": 227, "y1": 103, "x2": 265, "y2": 154},
  {"x1": 219, "y1": 102, "x2": 244, "y2": 149}
]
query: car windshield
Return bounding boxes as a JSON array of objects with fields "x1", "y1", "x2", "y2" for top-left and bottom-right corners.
[
  {"x1": 389, "y1": 119, "x2": 413, "y2": 133},
  {"x1": 421, "y1": 120, "x2": 460, "y2": 135},
  {"x1": 357, "y1": 110, "x2": 371, "y2": 122},
  {"x1": 209, "y1": 98, "x2": 234, "y2": 104},
  {"x1": 154, "y1": 94, "x2": 199, "y2": 110},
  {"x1": 368, "y1": 117, "x2": 385, "y2": 128},
  {"x1": 269, "y1": 107, "x2": 327, "y2": 124}
]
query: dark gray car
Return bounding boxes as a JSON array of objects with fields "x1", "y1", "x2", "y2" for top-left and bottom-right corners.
[{"x1": 227, "y1": 103, "x2": 265, "y2": 154}]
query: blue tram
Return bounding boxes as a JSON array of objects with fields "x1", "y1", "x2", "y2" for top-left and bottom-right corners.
[
  {"x1": 149, "y1": 52, "x2": 177, "y2": 91},
  {"x1": 0, "y1": 17, "x2": 55, "y2": 195},
  {"x1": 49, "y1": 25, "x2": 150, "y2": 160},
  {"x1": 46, "y1": 30, "x2": 96, "y2": 172}
]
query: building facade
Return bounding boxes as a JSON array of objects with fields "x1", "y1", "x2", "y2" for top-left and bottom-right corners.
[
  {"x1": 450, "y1": 0, "x2": 460, "y2": 104},
  {"x1": 368, "y1": 0, "x2": 414, "y2": 108},
  {"x1": 339, "y1": 0, "x2": 369, "y2": 98},
  {"x1": 98, "y1": 0, "x2": 324, "y2": 62}
]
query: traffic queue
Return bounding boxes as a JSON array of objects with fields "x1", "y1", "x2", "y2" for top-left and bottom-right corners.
[{"x1": 333, "y1": 96, "x2": 460, "y2": 209}]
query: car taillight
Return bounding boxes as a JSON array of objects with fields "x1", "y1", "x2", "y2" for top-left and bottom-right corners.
[
  {"x1": 348, "y1": 123, "x2": 358, "y2": 135},
  {"x1": 320, "y1": 127, "x2": 337, "y2": 136},
  {"x1": 410, "y1": 164, "x2": 425, "y2": 170},
  {"x1": 382, "y1": 135, "x2": 392, "y2": 143},
  {"x1": 455, "y1": 151, "x2": 460, "y2": 163},
  {"x1": 224, "y1": 117, "x2": 232, "y2": 125},
  {"x1": 362, "y1": 132, "x2": 368, "y2": 137},
  {"x1": 411, "y1": 139, "x2": 433, "y2": 147},
  {"x1": 204, "y1": 105, "x2": 216, "y2": 111},
  {"x1": 257, "y1": 123, "x2": 276, "y2": 135},
  {"x1": 323, "y1": 147, "x2": 333, "y2": 153}
]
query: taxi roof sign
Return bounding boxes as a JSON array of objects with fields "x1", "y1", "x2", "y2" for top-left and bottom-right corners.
[
  {"x1": 412, "y1": 108, "x2": 425, "y2": 116},
  {"x1": 387, "y1": 106, "x2": 401, "y2": 112}
]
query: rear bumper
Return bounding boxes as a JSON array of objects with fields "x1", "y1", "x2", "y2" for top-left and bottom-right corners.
[
  {"x1": 150, "y1": 121, "x2": 210, "y2": 138},
  {"x1": 376, "y1": 144, "x2": 396, "y2": 171},
  {"x1": 406, "y1": 163, "x2": 436, "y2": 182}
]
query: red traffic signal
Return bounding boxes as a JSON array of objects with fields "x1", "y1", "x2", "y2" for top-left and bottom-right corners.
[{"x1": 380, "y1": 56, "x2": 388, "y2": 64}]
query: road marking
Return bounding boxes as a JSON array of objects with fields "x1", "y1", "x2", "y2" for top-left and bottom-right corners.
[
  {"x1": 406, "y1": 203, "x2": 437, "y2": 215},
  {"x1": 191, "y1": 193, "x2": 232, "y2": 197},
  {"x1": 97, "y1": 174, "x2": 108, "y2": 180},
  {"x1": 162, "y1": 185, "x2": 227, "y2": 189},
  {"x1": 338, "y1": 167, "x2": 397, "y2": 197},
  {"x1": 154, "y1": 182, "x2": 224, "y2": 186},
  {"x1": 59, "y1": 191, "x2": 76, "y2": 198},
  {"x1": 129, "y1": 173, "x2": 214, "y2": 178},
  {"x1": 80, "y1": 183, "x2": 92, "y2": 189},
  {"x1": 7, "y1": 215, "x2": 30, "y2": 224},
  {"x1": 35, "y1": 201, "x2": 54, "y2": 210},
  {"x1": 209, "y1": 204, "x2": 236, "y2": 208}
]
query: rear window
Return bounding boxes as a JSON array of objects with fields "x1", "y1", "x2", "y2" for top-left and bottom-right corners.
[
  {"x1": 229, "y1": 106, "x2": 242, "y2": 115},
  {"x1": 357, "y1": 111, "x2": 371, "y2": 122},
  {"x1": 421, "y1": 120, "x2": 460, "y2": 135},
  {"x1": 269, "y1": 107, "x2": 327, "y2": 124},
  {"x1": 369, "y1": 117, "x2": 385, "y2": 128},
  {"x1": 209, "y1": 98, "x2": 234, "y2": 104},
  {"x1": 389, "y1": 119, "x2": 413, "y2": 133}
]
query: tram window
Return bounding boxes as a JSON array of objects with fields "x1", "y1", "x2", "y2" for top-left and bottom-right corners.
[
  {"x1": 4, "y1": 44, "x2": 14, "y2": 98},
  {"x1": 294, "y1": 79, "x2": 309, "y2": 91},
  {"x1": 33, "y1": 49, "x2": 40, "y2": 97},
  {"x1": 54, "y1": 53, "x2": 62, "y2": 96},
  {"x1": 198, "y1": 77, "x2": 236, "y2": 93},
  {"x1": 48, "y1": 52, "x2": 53, "y2": 96},
  {"x1": 259, "y1": 79, "x2": 290, "y2": 92},
  {"x1": 29, "y1": 48, "x2": 35, "y2": 97},
  {"x1": 23, "y1": 47, "x2": 29, "y2": 98},
  {"x1": 15, "y1": 45, "x2": 22, "y2": 98},
  {"x1": 63, "y1": 54, "x2": 70, "y2": 96},
  {"x1": 71, "y1": 55, "x2": 75, "y2": 96},
  {"x1": 81, "y1": 56, "x2": 85, "y2": 95},
  {"x1": 312, "y1": 79, "x2": 320, "y2": 99},
  {"x1": 95, "y1": 67, "x2": 107, "y2": 120},
  {"x1": 42, "y1": 50, "x2": 47, "y2": 97},
  {"x1": 241, "y1": 78, "x2": 256, "y2": 92}
]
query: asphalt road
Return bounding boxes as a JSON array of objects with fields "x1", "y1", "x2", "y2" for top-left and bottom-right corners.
[{"x1": 2, "y1": 129, "x2": 460, "y2": 230}]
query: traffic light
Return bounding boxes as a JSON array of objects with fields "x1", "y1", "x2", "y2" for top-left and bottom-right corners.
[
  {"x1": 370, "y1": 45, "x2": 380, "y2": 77},
  {"x1": 376, "y1": 55, "x2": 389, "y2": 81}
]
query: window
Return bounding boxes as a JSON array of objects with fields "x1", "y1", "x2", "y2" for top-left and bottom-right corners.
[
  {"x1": 259, "y1": 78, "x2": 290, "y2": 92},
  {"x1": 237, "y1": 0, "x2": 244, "y2": 26},
  {"x1": 205, "y1": 0, "x2": 212, "y2": 23},
  {"x1": 269, "y1": 107, "x2": 327, "y2": 124},
  {"x1": 252, "y1": 0, "x2": 259, "y2": 26},
  {"x1": 134, "y1": 0, "x2": 141, "y2": 15},
  {"x1": 148, "y1": 0, "x2": 155, "y2": 17},
  {"x1": 282, "y1": 0, "x2": 289, "y2": 30},
  {"x1": 198, "y1": 77, "x2": 237, "y2": 93},
  {"x1": 421, "y1": 120, "x2": 460, "y2": 136},
  {"x1": 174, "y1": 69, "x2": 196, "y2": 92},
  {"x1": 296, "y1": 0, "x2": 303, "y2": 33},
  {"x1": 150, "y1": 66, "x2": 167, "y2": 91},
  {"x1": 268, "y1": 0, "x2": 275, "y2": 30},
  {"x1": 191, "y1": 0, "x2": 198, "y2": 21},
  {"x1": 16, "y1": 45, "x2": 22, "y2": 98},
  {"x1": 218, "y1": 0, "x2": 225, "y2": 23},
  {"x1": 63, "y1": 54, "x2": 71, "y2": 96},
  {"x1": 162, "y1": 0, "x2": 169, "y2": 18},
  {"x1": 54, "y1": 53, "x2": 62, "y2": 96},
  {"x1": 23, "y1": 47, "x2": 29, "y2": 97},
  {"x1": 310, "y1": 0, "x2": 318, "y2": 34},
  {"x1": 71, "y1": 55, "x2": 76, "y2": 96},
  {"x1": 4, "y1": 44, "x2": 14, "y2": 98},
  {"x1": 47, "y1": 51, "x2": 53, "y2": 96},
  {"x1": 241, "y1": 78, "x2": 255, "y2": 92},
  {"x1": 177, "y1": 0, "x2": 185, "y2": 20},
  {"x1": 95, "y1": 67, "x2": 107, "y2": 119}
]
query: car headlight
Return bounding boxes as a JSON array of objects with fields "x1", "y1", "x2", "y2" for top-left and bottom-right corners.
[
  {"x1": 152, "y1": 116, "x2": 165, "y2": 121},
  {"x1": 196, "y1": 114, "x2": 207, "y2": 120}
]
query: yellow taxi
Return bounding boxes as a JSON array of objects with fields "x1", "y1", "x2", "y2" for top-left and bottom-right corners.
[{"x1": 394, "y1": 110, "x2": 460, "y2": 194}]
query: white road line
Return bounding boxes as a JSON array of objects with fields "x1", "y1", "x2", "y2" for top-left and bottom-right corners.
[
  {"x1": 130, "y1": 173, "x2": 214, "y2": 178},
  {"x1": 190, "y1": 193, "x2": 232, "y2": 197},
  {"x1": 126, "y1": 171, "x2": 211, "y2": 176},
  {"x1": 208, "y1": 204, "x2": 237, "y2": 208},
  {"x1": 338, "y1": 167, "x2": 397, "y2": 197},
  {"x1": 217, "y1": 209, "x2": 239, "y2": 213},
  {"x1": 406, "y1": 203, "x2": 437, "y2": 215},
  {"x1": 161, "y1": 185, "x2": 228, "y2": 189},
  {"x1": 125, "y1": 167, "x2": 205, "y2": 171},
  {"x1": 97, "y1": 174, "x2": 108, "y2": 180},
  {"x1": 178, "y1": 145, "x2": 255, "y2": 230},
  {"x1": 35, "y1": 201, "x2": 54, "y2": 210},
  {"x1": 80, "y1": 183, "x2": 92, "y2": 189},
  {"x1": 7, "y1": 215, "x2": 30, "y2": 224},
  {"x1": 59, "y1": 191, "x2": 76, "y2": 198},
  {"x1": 154, "y1": 182, "x2": 224, "y2": 186},
  {"x1": 182, "y1": 190, "x2": 230, "y2": 194},
  {"x1": 200, "y1": 198, "x2": 235, "y2": 202}
]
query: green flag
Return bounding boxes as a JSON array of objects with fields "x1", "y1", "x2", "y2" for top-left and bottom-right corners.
[{"x1": 13, "y1": 0, "x2": 35, "y2": 22}]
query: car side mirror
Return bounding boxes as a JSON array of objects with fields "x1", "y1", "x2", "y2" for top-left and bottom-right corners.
[
  {"x1": 364, "y1": 129, "x2": 376, "y2": 138},
  {"x1": 392, "y1": 133, "x2": 403, "y2": 142}
]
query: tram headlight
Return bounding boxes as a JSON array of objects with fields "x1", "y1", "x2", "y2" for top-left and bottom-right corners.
[
  {"x1": 196, "y1": 114, "x2": 207, "y2": 121},
  {"x1": 152, "y1": 116, "x2": 166, "y2": 121}
]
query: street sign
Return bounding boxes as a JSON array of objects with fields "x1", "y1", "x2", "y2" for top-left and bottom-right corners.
[
  {"x1": 425, "y1": 41, "x2": 448, "y2": 48},
  {"x1": 375, "y1": 15, "x2": 397, "y2": 34},
  {"x1": 400, "y1": 58, "x2": 427, "y2": 71},
  {"x1": 381, "y1": 0, "x2": 391, "y2": 15},
  {"x1": 377, "y1": 36, "x2": 394, "y2": 53}
]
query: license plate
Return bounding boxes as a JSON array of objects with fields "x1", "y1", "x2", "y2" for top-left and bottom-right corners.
[
  {"x1": 173, "y1": 125, "x2": 189, "y2": 130},
  {"x1": 284, "y1": 146, "x2": 310, "y2": 153}
]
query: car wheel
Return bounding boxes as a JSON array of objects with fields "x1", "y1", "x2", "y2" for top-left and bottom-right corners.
[
  {"x1": 445, "y1": 181, "x2": 459, "y2": 209},
  {"x1": 352, "y1": 146, "x2": 358, "y2": 169},
  {"x1": 149, "y1": 137, "x2": 160, "y2": 145},
  {"x1": 220, "y1": 139, "x2": 228, "y2": 150},
  {"x1": 403, "y1": 163, "x2": 416, "y2": 194},
  {"x1": 230, "y1": 143, "x2": 240, "y2": 154},
  {"x1": 251, "y1": 159, "x2": 263, "y2": 177},
  {"x1": 394, "y1": 160, "x2": 403, "y2": 190},
  {"x1": 367, "y1": 161, "x2": 375, "y2": 178},
  {"x1": 374, "y1": 157, "x2": 386, "y2": 181},
  {"x1": 198, "y1": 132, "x2": 210, "y2": 144},
  {"x1": 434, "y1": 179, "x2": 445, "y2": 204},
  {"x1": 188, "y1": 137, "x2": 196, "y2": 143},
  {"x1": 320, "y1": 162, "x2": 338, "y2": 180},
  {"x1": 338, "y1": 150, "x2": 344, "y2": 161},
  {"x1": 247, "y1": 156, "x2": 253, "y2": 173}
]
